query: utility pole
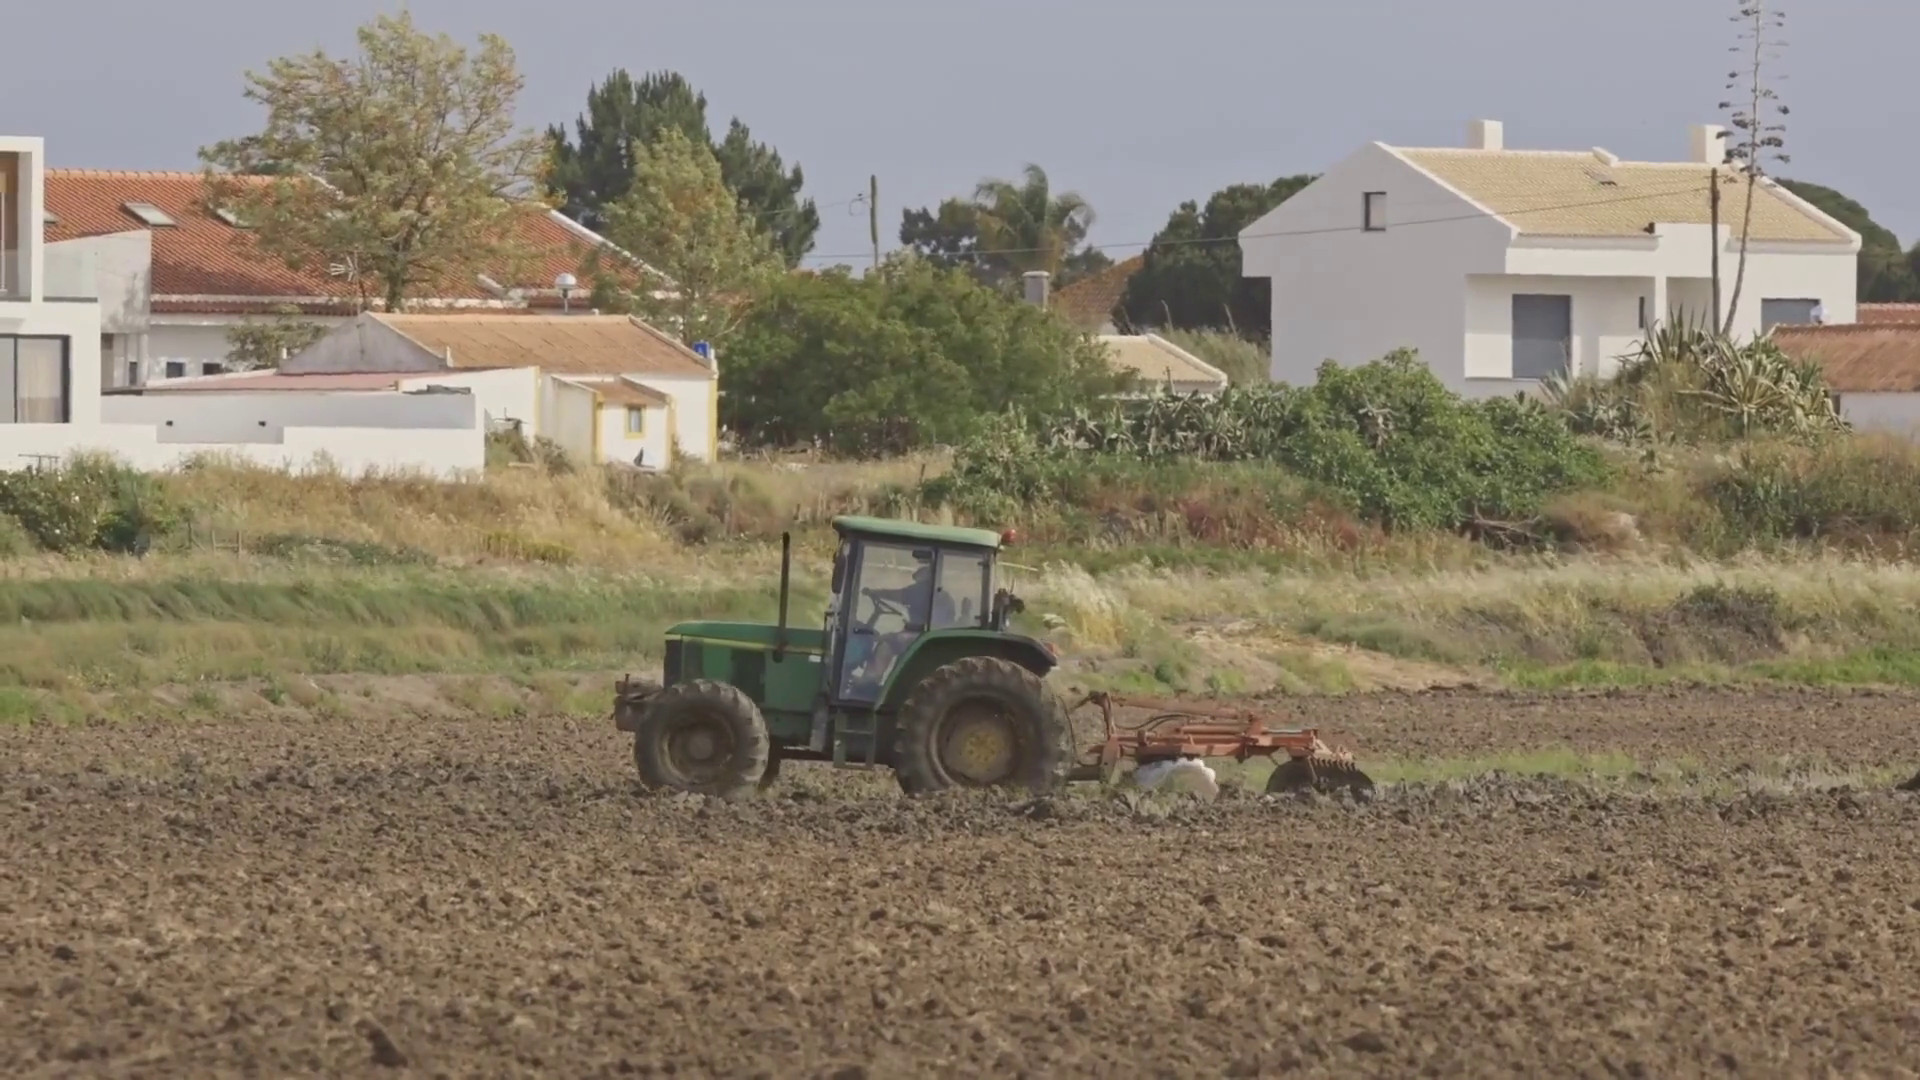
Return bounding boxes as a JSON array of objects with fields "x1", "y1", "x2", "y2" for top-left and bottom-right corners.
[
  {"x1": 869, "y1": 174, "x2": 880, "y2": 272},
  {"x1": 1708, "y1": 169, "x2": 1722, "y2": 327}
]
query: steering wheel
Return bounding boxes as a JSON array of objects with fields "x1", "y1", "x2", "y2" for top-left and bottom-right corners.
[{"x1": 855, "y1": 588, "x2": 907, "y2": 634}]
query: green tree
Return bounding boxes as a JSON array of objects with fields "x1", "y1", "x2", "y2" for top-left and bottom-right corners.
[
  {"x1": 200, "y1": 12, "x2": 547, "y2": 314},
  {"x1": 546, "y1": 69, "x2": 819, "y2": 265},
  {"x1": 899, "y1": 164, "x2": 1110, "y2": 291},
  {"x1": 1776, "y1": 179, "x2": 1920, "y2": 303},
  {"x1": 599, "y1": 129, "x2": 784, "y2": 346},
  {"x1": 720, "y1": 257, "x2": 1127, "y2": 455},
  {"x1": 224, "y1": 306, "x2": 328, "y2": 370},
  {"x1": 1118, "y1": 174, "x2": 1316, "y2": 336}
]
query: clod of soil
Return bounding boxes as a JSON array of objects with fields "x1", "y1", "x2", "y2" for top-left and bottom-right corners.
[{"x1": 3, "y1": 689, "x2": 1919, "y2": 1076}]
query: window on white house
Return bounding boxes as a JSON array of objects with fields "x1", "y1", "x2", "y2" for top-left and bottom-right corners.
[
  {"x1": 1512, "y1": 294, "x2": 1573, "y2": 380},
  {"x1": 625, "y1": 407, "x2": 646, "y2": 435},
  {"x1": 1363, "y1": 191, "x2": 1386, "y2": 231},
  {"x1": 1638, "y1": 296, "x2": 1648, "y2": 330},
  {"x1": 201, "y1": 362, "x2": 225, "y2": 376},
  {"x1": 1761, "y1": 298, "x2": 1821, "y2": 331},
  {"x1": 165, "y1": 361, "x2": 185, "y2": 379},
  {"x1": 0, "y1": 336, "x2": 72, "y2": 423}
]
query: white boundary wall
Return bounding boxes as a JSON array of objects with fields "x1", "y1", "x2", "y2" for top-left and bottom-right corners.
[{"x1": 0, "y1": 422, "x2": 483, "y2": 479}]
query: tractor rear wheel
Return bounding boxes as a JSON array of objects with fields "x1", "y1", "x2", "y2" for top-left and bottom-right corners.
[
  {"x1": 894, "y1": 657, "x2": 1067, "y2": 795},
  {"x1": 632, "y1": 679, "x2": 770, "y2": 800}
]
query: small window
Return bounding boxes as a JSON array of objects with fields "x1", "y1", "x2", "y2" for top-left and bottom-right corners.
[
  {"x1": 1363, "y1": 191, "x2": 1386, "y2": 231},
  {"x1": 123, "y1": 201, "x2": 177, "y2": 227},
  {"x1": 1761, "y1": 298, "x2": 1821, "y2": 331},
  {"x1": 164, "y1": 361, "x2": 185, "y2": 379},
  {"x1": 201, "y1": 362, "x2": 225, "y2": 377},
  {"x1": 43, "y1": 210, "x2": 59, "y2": 226},
  {"x1": 126, "y1": 361, "x2": 140, "y2": 387},
  {"x1": 625, "y1": 406, "x2": 645, "y2": 435},
  {"x1": 213, "y1": 207, "x2": 251, "y2": 228},
  {"x1": 1638, "y1": 296, "x2": 1648, "y2": 330}
]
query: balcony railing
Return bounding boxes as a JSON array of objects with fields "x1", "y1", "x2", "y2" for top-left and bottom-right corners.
[{"x1": 0, "y1": 248, "x2": 17, "y2": 298}]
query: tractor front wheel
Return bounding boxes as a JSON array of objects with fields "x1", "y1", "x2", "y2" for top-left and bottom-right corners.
[
  {"x1": 894, "y1": 657, "x2": 1067, "y2": 795},
  {"x1": 633, "y1": 679, "x2": 770, "y2": 800}
]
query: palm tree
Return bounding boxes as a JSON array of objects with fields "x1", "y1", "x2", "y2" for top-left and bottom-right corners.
[{"x1": 969, "y1": 164, "x2": 1095, "y2": 282}]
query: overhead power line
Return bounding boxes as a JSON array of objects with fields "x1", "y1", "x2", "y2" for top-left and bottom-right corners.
[{"x1": 797, "y1": 182, "x2": 1715, "y2": 265}]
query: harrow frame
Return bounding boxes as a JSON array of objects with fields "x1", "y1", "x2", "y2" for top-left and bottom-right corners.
[{"x1": 1064, "y1": 691, "x2": 1373, "y2": 795}]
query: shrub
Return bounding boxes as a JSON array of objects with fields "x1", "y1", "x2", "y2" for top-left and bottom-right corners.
[
  {"x1": 0, "y1": 456, "x2": 183, "y2": 555},
  {"x1": 933, "y1": 351, "x2": 1611, "y2": 538},
  {"x1": 1543, "y1": 319, "x2": 1846, "y2": 446}
]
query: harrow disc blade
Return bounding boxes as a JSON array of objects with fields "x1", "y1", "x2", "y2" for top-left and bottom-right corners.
[{"x1": 1266, "y1": 755, "x2": 1375, "y2": 797}]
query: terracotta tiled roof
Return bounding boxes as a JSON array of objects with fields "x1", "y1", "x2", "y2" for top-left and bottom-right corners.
[
  {"x1": 1859, "y1": 303, "x2": 1920, "y2": 325},
  {"x1": 42, "y1": 169, "x2": 645, "y2": 313},
  {"x1": 1051, "y1": 255, "x2": 1142, "y2": 331},
  {"x1": 372, "y1": 314, "x2": 714, "y2": 378},
  {"x1": 1100, "y1": 333, "x2": 1229, "y2": 391},
  {"x1": 1773, "y1": 324, "x2": 1920, "y2": 392},
  {"x1": 1392, "y1": 150, "x2": 1851, "y2": 242}
]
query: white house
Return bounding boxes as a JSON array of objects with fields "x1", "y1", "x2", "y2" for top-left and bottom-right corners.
[
  {"x1": 141, "y1": 312, "x2": 720, "y2": 468},
  {"x1": 0, "y1": 135, "x2": 484, "y2": 478},
  {"x1": 1101, "y1": 334, "x2": 1230, "y2": 396},
  {"x1": 43, "y1": 168, "x2": 650, "y2": 387},
  {"x1": 1240, "y1": 120, "x2": 1863, "y2": 394},
  {"x1": 1773, "y1": 323, "x2": 1920, "y2": 435}
]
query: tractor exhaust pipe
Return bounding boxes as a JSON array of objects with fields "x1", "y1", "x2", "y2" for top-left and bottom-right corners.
[{"x1": 774, "y1": 531, "x2": 792, "y2": 661}]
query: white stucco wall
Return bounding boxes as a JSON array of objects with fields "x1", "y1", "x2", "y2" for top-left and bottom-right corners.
[
  {"x1": 539, "y1": 376, "x2": 598, "y2": 464},
  {"x1": 1465, "y1": 274, "x2": 1648, "y2": 383},
  {"x1": 103, "y1": 390, "x2": 477, "y2": 433},
  {"x1": 1836, "y1": 393, "x2": 1920, "y2": 435},
  {"x1": 397, "y1": 367, "x2": 540, "y2": 436},
  {"x1": 148, "y1": 315, "x2": 352, "y2": 381},
  {"x1": 1239, "y1": 143, "x2": 1513, "y2": 390},
  {"x1": 629, "y1": 372, "x2": 717, "y2": 460},
  {"x1": 0, "y1": 422, "x2": 482, "y2": 478},
  {"x1": 596, "y1": 402, "x2": 671, "y2": 468}
]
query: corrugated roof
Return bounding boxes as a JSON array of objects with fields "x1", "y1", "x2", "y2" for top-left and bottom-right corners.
[
  {"x1": 1052, "y1": 255, "x2": 1142, "y2": 330},
  {"x1": 1392, "y1": 149, "x2": 1848, "y2": 242},
  {"x1": 1773, "y1": 324, "x2": 1920, "y2": 392},
  {"x1": 42, "y1": 169, "x2": 646, "y2": 311},
  {"x1": 375, "y1": 314, "x2": 714, "y2": 378},
  {"x1": 560, "y1": 377, "x2": 671, "y2": 408},
  {"x1": 1100, "y1": 334, "x2": 1229, "y2": 391},
  {"x1": 1859, "y1": 303, "x2": 1920, "y2": 325}
]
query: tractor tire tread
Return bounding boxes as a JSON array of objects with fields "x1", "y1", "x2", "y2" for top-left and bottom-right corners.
[
  {"x1": 633, "y1": 678, "x2": 770, "y2": 800},
  {"x1": 894, "y1": 656, "x2": 1069, "y2": 796}
]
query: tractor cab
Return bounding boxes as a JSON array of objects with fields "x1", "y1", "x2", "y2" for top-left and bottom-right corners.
[{"x1": 823, "y1": 516, "x2": 1021, "y2": 707}]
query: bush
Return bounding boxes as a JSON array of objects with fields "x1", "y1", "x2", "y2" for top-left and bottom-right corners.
[
  {"x1": 932, "y1": 350, "x2": 1611, "y2": 538},
  {"x1": 0, "y1": 456, "x2": 182, "y2": 554},
  {"x1": 1695, "y1": 437, "x2": 1920, "y2": 549},
  {"x1": 1543, "y1": 319, "x2": 1846, "y2": 446}
]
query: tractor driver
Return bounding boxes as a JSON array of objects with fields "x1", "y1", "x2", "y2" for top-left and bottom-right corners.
[{"x1": 844, "y1": 559, "x2": 953, "y2": 698}]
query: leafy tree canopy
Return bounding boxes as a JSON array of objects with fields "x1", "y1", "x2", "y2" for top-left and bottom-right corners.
[
  {"x1": 719, "y1": 257, "x2": 1128, "y2": 456},
  {"x1": 597, "y1": 129, "x2": 784, "y2": 346},
  {"x1": 899, "y1": 164, "x2": 1111, "y2": 292},
  {"x1": 200, "y1": 11, "x2": 548, "y2": 313},
  {"x1": 1118, "y1": 174, "x2": 1315, "y2": 337},
  {"x1": 546, "y1": 69, "x2": 818, "y2": 266}
]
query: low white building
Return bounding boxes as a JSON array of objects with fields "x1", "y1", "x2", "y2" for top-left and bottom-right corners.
[
  {"x1": 0, "y1": 135, "x2": 484, "y2": 479},
  {"x1": 1101, "y1": 334, "x2": 1230, "y2": 396},
  {"x1": 1773, "y1": 323, "x2": 1920, "y2": 434},
  {"x1": 201, "y1": 312, "x2": 720, "y2": 468},
  {"x1": 1240, "y1": 120, "x2": 1862, "y2": 394}
]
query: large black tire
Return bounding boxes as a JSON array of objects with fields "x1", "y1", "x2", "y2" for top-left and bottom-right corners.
[
  {"x1": 632, "y1": 680, "x2": 770, "y2": 799},
  {"x1": 894, "y1": 657, "x2": 1068, "y2": 795}
]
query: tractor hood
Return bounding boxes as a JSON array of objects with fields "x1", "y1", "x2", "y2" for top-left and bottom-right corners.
[{"x1": 663, "y1": 621, "x2": 829, "y2": 654}]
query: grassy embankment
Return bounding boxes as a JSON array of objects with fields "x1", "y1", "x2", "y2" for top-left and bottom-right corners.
[{"x1": 8, "y1": 430, "x2": 1920, "y2": 728}]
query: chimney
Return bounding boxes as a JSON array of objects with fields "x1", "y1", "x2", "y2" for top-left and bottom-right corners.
[
  {"x1": 1023, "y1": 270, "x2": 1050, "y2": 308},
  {"x1": 1691, "y1": 124, "x2": 1728, "y2": 165},
  {"x1": 1467, "y1": 119, "x2": 1504, "y2": 151}
]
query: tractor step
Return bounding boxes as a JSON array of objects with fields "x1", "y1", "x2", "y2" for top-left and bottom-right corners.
[{"x1": 832, "y1": 710, "x2": 882, "y2": 770}]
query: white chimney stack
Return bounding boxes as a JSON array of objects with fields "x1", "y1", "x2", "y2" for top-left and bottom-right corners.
[
  {"x1": 1468, "y1": 119, "x2": 1504, "y2": 151},
  {"x1": 1023, "y1": 270, "x2": 1051, "y2": 308},
  {"x1": 1691, "y1": 124, "x2": 1728, "y2": 165}
]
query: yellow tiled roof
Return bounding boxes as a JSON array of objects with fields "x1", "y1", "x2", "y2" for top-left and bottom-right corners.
[
  {"x1": 1100, "y1": 334, "x2": 1228, "y2": 390},
  {"x1": 1393, "y1": 149, "x2": 1849, "y2": 242}
]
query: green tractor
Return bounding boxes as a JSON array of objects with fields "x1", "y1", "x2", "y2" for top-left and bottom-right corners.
[{"x1": 612, "y1": 515, "x2": 1070, "y2": 797}]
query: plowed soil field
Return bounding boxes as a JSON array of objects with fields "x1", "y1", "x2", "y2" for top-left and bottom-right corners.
[{"x1": 6, "y1": 688, "x2": 1920, "y2": 1078}]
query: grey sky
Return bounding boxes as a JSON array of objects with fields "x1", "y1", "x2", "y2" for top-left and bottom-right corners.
[{"x1": 4, "y1": 0, "x2": 1911, "y2": 264}]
